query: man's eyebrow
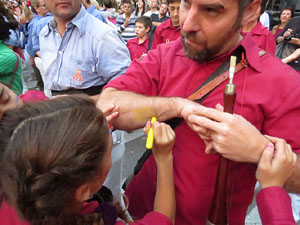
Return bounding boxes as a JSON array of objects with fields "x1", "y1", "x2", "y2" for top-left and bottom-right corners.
[{"x1": 200, "y1": 3, "x2": 225, "y2": 10}]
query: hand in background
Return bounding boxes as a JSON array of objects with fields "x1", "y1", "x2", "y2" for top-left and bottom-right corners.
[{"x1": 256, "y1": 136, "x2": 297, "y2": 189}]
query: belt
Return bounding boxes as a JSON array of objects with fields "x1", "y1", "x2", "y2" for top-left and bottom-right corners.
[{"x1": 51, "y1": 84, "x2": 105, "y2": 96}]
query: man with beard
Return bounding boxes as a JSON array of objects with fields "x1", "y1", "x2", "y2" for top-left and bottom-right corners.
[
  {"x1": 151, "y1": 0, "x2": 180, "y2": 49},
  {"x1": 97, "y1": 0, "x2": 300, "y2": 224}
]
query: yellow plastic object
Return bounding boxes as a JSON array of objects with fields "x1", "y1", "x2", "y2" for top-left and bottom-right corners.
[{"x1": 146, "y1": 117, "x2": 157, "y2": 149}]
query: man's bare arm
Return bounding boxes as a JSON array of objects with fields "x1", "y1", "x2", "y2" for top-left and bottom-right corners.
[
  {"x1": 97, "y1": 87, "x2": 193, "y2": 130},
  {"x1": 285, "y1": 154, "x2": 300, "y2": 194}
]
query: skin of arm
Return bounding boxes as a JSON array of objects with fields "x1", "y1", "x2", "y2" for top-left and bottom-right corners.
[
  {"x1": 282, "y1": 48, "x2": 300, "y2": 63},
  {"x1": 97, "y1": 87, "x2": 195, "y2": 130},
  {"x1": 285, "y1": 154, "x2": 300, "y2": 194},
  {"x1": 144, "y1": 121, "x2": 176, "y2": 223}
]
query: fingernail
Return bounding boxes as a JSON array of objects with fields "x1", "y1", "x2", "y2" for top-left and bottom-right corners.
[
  {"x1": 266, "y1": 143, "x2": 274, "y2": 149},
  {"x1": 108, "y1": 123, "x2": 113, "y2": 129}
]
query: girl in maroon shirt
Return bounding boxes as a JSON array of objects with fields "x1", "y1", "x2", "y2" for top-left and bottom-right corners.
[{"x1": 0, "y1": 95, "x2": 175, "y2": 225}]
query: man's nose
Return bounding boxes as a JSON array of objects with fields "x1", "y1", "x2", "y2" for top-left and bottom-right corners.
[{"x1": 182, "y1": 7, "x2": 200, "y2": 33}]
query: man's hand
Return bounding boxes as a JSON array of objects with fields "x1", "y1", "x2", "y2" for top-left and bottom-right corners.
[
  {"x1": 182, "y1": 103, "x2": 268, "y2": 163},
  {"x1": 123, "y1": 18, "x2": 130, "y2": 27},
  {"x1": 283, "y1": 28, "x2": 293, "y2": 38},
  {"x1": 256, "y1": 136, "x2": 297, "y2": 189}
]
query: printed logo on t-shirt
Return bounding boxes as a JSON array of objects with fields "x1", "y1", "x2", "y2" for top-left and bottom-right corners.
[{"x1": 73, "y1": 69, "x2": 82, "y2": 81}]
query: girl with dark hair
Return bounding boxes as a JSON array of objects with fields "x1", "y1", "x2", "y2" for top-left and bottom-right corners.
[
  {"x1": 134, "y1": 0, "x2": 146, "y2": 17},
  {"x1": 0, "y1": 13, "x2": 23, "y2": 95},
  {"x1": 272, "y1": 7, "x2": 294, "y2": 37},
  {"x1": 0, "y1": 95, "x2": 175, "y2": 225}
]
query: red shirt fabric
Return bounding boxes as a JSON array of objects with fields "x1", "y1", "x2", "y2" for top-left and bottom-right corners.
[
  {"x1": 105, "y1": 34, "x2": 300, "y2": 225},
  {"x1": 0, "y1": 201, "x2": 172, "y2": 225},
  {"x1": 257, "y1": 187, "x2": 296, "y2": 225},
  {"x1": 249, "y1": 21, "x2": 276, "y2": 55},
  {"x1": 151, "y1": 18, "x2": 181, "y2": 50},
  {"x1": 126, "y1": 37, "x2": 149, "y2": 61},
  {"x1": 274, "y1": 27, "x2": 283, "y2": 38}
]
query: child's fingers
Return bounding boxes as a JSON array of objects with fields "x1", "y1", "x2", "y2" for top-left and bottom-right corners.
[
  {"x1": 102, "y1": 104, "x2": 116, "y2": 117},
  {"x1": 106, "y1": 111, "x2": 119, "y2": 123},
  {"x1": 143, "y1": 121, "x2": 152, "y2": 135},
  {"x1": 258, "y1": 143, "x2": 274, "y2": 170}
]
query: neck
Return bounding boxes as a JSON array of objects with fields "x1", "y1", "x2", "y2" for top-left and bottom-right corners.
[
  {"x1": 55, "y1": 17, "x2": 72, "y2": 37},
  {"x1": 85, "y1": 4, "x2": 92, "y2": 9},
  {"x1": 279, "y1": 22, "x2": 287, "y2": 28},
  {"x1": 171, "y1": 20, "x2": 179, "y2": 27},
  {"x1": 217, "y1": 33, "x2": 243, "y2": 58},
  {"x1": 125, "y1": 13, "x2": 131, "y2": 18},
  {"x1": 242, "y1": 20, "x2": 257, "y2": 33},
  {"x1": 139, "y1": 35, "x2": 147, "y2": 44},
  {"x1": 151, "y1": 8, "x2": 156, "y2": 12}
]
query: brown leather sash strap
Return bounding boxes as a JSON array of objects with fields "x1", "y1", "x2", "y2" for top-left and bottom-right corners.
[{"x1": 188, "y1": 59, "x2": 248, "y2": 101}]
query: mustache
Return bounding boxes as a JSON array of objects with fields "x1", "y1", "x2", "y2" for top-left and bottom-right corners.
[{"x1": 181, "y1": 30, "x2": 205, "y2": 45}]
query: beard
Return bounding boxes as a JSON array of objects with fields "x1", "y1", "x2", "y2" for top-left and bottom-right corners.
[{"x1": 181, "y1": 18, "x2": 242, "y2": 62}]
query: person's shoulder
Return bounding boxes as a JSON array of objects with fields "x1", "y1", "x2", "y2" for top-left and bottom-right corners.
[
  {"x1": 85, "y1": 13, "x2": 114, "y2": 37},
  {"x1": 150, "y1": 37, "x2": 182, "y2": 56},
  {"x1": 259, "y1": 53, "x2": 300, "y2": 82}
]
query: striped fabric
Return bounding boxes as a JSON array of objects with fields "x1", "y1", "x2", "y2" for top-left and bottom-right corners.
[{"x1": 116, "y1": 14, "x2": 137, "y2": 42}]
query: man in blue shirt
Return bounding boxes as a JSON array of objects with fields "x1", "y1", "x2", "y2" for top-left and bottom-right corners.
[
  {"x1": 26, "y1": 0, "x2": 50, "y2": 90},
  {"x1": 41, "y1": 0, "x2": 131, "y2": 205}
]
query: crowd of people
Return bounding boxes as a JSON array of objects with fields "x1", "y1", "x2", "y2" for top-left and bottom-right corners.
[{"x1": 1, "y1": 0, "x2": 300, "y2": 224}]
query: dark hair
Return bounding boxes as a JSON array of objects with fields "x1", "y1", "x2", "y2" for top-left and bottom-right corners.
[
  {"x1": 0, "y1": 14, "x2": 18, "y2": 41},
  {"x1": 280, "y1": 7, "x2": 294, "y2": 21},
  {"x1": 134, "y1": 0, "x2": 146, "y2": 16},
  {"x1": 122, "y1": 0, "x2": 131, "y2": 6},
  {"x1": 135, "y1": 16, "x2": 152, "y2": 30},
  {"x1": 166, "y1": 0, "x2": 179, "y2": 4},
  {"x1": 0, "y1": 95, "x2": 111, "y2": 225}
]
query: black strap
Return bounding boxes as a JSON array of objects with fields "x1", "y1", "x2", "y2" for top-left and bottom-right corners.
[{"x1": 166, "y1": 46, "x2": 245, "y2": 129}]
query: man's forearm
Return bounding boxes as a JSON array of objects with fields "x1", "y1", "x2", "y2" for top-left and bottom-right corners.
[
  {"x1": 285, "y1": 154, "x2": 300, "y2": 194},
  {"x1": 97, "y1": 87, "x2": 187, "y2": 130}
]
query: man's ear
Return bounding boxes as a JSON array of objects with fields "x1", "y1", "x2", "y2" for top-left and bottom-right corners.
[
  {"x1": 146, "y1": 27, "x2": 150, "y2": 33},
  {"x1": 75, "y1": 184, "x2": 91, "y2": 202},
  {"x1": 241, "y1": 0, "x2": 261, "y2": 27}
]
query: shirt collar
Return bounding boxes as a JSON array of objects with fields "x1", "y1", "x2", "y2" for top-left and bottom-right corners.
[
  {"x1": 122, "y1": 13, "x2": 135, "y2": 19},
  {"x1": 43, "y1": 5, "x2": 87, "y2": 37},
  {"x1": 249, "y1": 21, "x2": 264, "y2": 36},
  {"x1": 175, "y1": 33, "x2": 263, "y2": 72},
  {"x1": 86, "y1": 5, "x2": 96, "y2": 14},
  {"x1": 162, "y1": 18, "x2": 180, "y2": 31}
]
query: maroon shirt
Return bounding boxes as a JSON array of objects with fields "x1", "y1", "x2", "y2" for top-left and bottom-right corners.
[
  {"x1": 105, "y1": 34, "x2": 300, "y2": 225},
  {"x1": 250, "y1": 21, "x2": 277, "y2": 55},
  {"x1": 0, "y1": 201, "x2": 172, "y2": 225},
  {"x1": 257, "y1": 187, "x2": 296, "y2": 225},
  {"x1": 126, "y1": 37, "x2": 149, "y2": 61},
  {"x1": 151, "y1": 18, "x2": 181, "y2": 50}
]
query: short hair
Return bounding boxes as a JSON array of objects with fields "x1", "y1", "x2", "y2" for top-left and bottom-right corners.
[
  {"x1": 0, "y1": 14, "x2": 18, "y2": 41},
  {"x1": 135, "y1": 16, "x2": 152, "y2": 30},
  {"x1": 30, "y1": 0, "x2": 40, "y2": 8},
  {"x1": 122, "y1": 0, "x2": 131, "y2": 6},
  {"x1": 166, "y1": 0, "x2": 179, "y2": 4},
  {"x1": 280, "y1": 7, "x2": 294, "y2": 19}
]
